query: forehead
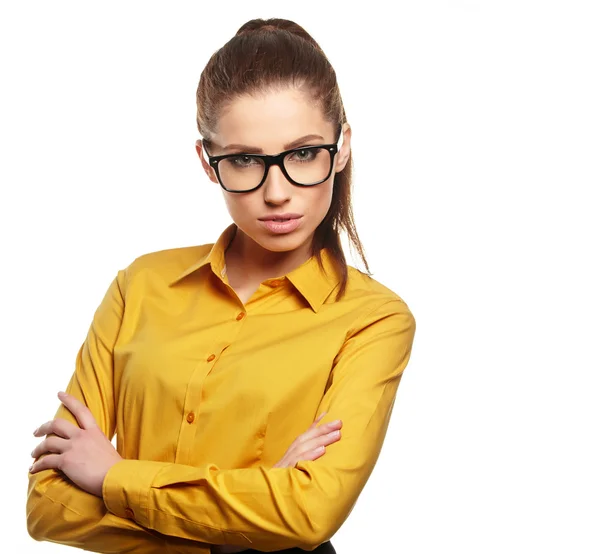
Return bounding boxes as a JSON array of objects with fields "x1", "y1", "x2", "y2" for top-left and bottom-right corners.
[{"x1": 213, "y1": 87, "x2": 333, "y2": 149}]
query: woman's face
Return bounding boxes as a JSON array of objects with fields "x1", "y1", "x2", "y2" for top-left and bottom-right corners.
[{"x1": 196, "y1": 87, "x2": 351, "y2": 256}]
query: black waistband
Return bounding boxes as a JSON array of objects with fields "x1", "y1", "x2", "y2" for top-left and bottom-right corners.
[{"x1": 243, "y1": 540, "x2": 336, "y2": 554}]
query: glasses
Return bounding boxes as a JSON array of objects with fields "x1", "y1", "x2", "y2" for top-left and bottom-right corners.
[{"x1": 202, "y1": 127, "x2": 343, "y2": 193}]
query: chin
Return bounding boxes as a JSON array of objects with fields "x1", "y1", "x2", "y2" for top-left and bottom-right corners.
[
  {"x1": 253, "y1": 229, "x2": 314, "y2": 253},
  {"x1": 258, "y1": 236, "x2": 306, "y2": 252}
]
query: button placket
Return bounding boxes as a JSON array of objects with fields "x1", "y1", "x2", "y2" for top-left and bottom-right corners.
[{"x1": 178, "y1": 308, "x2": 247, "y2": 465}]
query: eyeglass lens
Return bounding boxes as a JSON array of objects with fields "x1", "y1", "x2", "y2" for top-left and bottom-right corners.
[{"x1": 217, "y1": 147, "x2": 332, "y2": 191}]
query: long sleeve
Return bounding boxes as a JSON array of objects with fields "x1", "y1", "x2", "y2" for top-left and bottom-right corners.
[
  {"x1": 26, "y1": 270, "x2": 211, "y2": 553},
  {"x1": 101, "y1": 299, "x2": 416, "y2": 551}
]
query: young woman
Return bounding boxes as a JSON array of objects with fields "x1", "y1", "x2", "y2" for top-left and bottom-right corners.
[{"x1": 27, "y1": 18, "x2": 416, "y2": 554}]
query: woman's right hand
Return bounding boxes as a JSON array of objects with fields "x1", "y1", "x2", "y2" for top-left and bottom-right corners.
[{"x1": 273, "y1": 412, "x2": 343, "y2": 468}]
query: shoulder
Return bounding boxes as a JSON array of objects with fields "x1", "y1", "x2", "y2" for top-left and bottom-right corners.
[
  {"x1": 121, "y1": 243, "x2": 213, "y2": 286},
  {"x1": 326, "y1": 267, "x2": 417, "y2": 356},
  {"x1": 332, "y1": 265, "x2": 416, "y2": 331},
  {"x1": 344, "y1": 265, "x2": 411, "y2": 308}
]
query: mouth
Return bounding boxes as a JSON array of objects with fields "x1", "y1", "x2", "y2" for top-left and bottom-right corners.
[
  {"x1": 259, "y1": 214, "x2": 303, "y2": 222},
  {"x1": 258, "y1": 215, "x2": 303, "y2": 234}
]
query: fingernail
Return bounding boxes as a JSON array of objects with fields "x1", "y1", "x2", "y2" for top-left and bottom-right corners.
[
  {"x1": 28, "y1": 465, "x2": 33, "y2": 472},
  {"x1": 33, "y1": 428, "x2": 38, "y2": 435}
]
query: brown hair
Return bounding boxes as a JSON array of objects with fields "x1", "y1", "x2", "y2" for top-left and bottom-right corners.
[{"x1": 196, "y1": 18, "x2": 370, "y2": 300}]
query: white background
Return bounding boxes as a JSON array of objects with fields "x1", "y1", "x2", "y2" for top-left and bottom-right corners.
[{"x1": 2, "y1": 1, "x2": 599, "y2": 552}]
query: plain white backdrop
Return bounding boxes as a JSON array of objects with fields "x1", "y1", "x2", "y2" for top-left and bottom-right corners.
[{"x1": 2, "y1": 1, "x2": 599, "y2": 552}]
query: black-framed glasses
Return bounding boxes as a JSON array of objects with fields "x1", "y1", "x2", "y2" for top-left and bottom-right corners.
[{"x1": 202, "y1": 127, "x2": 343, "y2": 193}]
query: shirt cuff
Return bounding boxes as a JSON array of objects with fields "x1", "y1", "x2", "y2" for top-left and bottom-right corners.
[{"x1": 102, "y1": 459, "x2": 166, "y2": 528}]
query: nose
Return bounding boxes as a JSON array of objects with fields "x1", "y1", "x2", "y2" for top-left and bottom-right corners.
[{"x1": 262, "y1": 164, "x2": 292, "y2": 205}]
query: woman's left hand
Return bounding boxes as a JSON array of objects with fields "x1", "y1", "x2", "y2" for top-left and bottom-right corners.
[{"x1": 29, "y1": 391, "x2": 123, "y2": 498}]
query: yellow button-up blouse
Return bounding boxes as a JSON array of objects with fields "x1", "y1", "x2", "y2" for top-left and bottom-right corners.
[{"x1": 26, "y1": 223, "x2": 416, "y2": 553}]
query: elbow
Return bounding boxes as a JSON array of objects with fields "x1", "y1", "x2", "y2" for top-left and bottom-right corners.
[
  {"x1": 27, "y1": 473, "x2": 44, "y2": 541},
  {"x1": 27, "y1": 515, "x2": 45, "y2": 543},
  {"x1": 26, "y1": 481, "x2": 52, "y2": 542},
  {"x1": 293, "y1": 523, "x2": 336, "y2": 552},
  {"x1": 26, "y1": 494, "x2": 48, "y2": 542},
  {"x1": 274, "y1": 512, "x2": 324, "y2": 551},
  {"x1": 26, "y1": 470, "x2": 65, "y2": 543},
  {"x1": 288, "y1": 499, "x2": 341, "y2": 550},
  {"x1": 26, "y1": 484, "x2": 84, "y2": 545},
  {"x1": 306, "y1": 517, "x2": 340, "y2": 550},
  {"x1": 295, "y1": 479, "x2": 352, "y2": 550},
  {"x1": 296, "y1": 525, "x2": 327, "y2": 551}
]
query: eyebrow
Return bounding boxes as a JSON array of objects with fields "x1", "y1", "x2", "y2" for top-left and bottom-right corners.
[{"x1": 222, "y1": 134, "x2": 326, "y2": 154}]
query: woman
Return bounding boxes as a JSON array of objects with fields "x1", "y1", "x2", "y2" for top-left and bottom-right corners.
[{"x1": 27, "y1": 18, "x2": 416, "y2": 554}]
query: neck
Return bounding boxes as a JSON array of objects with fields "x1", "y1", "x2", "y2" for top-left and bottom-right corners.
[{"x1": 225, "y1": 227, "x2": 314, "y2": 284}]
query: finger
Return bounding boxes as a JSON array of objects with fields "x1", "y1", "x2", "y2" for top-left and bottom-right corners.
[
  {"x1": 309, "y1": 412, "x2": 327, "y2": 429},
  {"x1": 29, "y1": 453, "x2": 62, "y2": 474},
  {"x1": 306, "y1": 445, "x2": 327, "y2": 460},
  {"x1": 300, "y1": 428, "x2": 342, "y2": 454},
  {"x1": 284, "y1": 428, "x2": 341, "y2": 468},
  {"x1": 32, "y1": 421, "x2": 54, "y2": 437},
  {"x1": 290, "y1": 445, "x2": 327, "y2": 468},
  {"x1": 297, "y1": 419, "x2": 342, "y2": 448},
  {"x1": 31, "y1": 436, "x2": 70, "y2": 460},
  {"x1": 34, "y1": 418, "x2": 79, "y2": 439},
  {"x1": 278, "y1": 439, "x2": 328, "y2": 469},
  {"x1": 289, "y1": 412, "x2": 327, "y2": 449},
  {"x1": 57, "y1": 391, "x2": 98, "y2": 430}
]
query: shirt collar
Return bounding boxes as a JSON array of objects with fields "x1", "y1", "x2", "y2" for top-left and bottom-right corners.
[
  {"x1": 169, "y1": 223, "x2": 237, "y2": 286},
  {"x1": 169, "y1": 223, "x2": 341, "y2": 312},
  {"x1": 285, "y1": 245, "x2": 341, "y2": 312}
]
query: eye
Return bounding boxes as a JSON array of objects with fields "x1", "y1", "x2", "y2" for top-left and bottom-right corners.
[
  {"x1": 289, "y1": 148, "x2": 318, "y2": 163},
  {"x1": 228, "y1": 155, "x2": 259, "y2": 168}
]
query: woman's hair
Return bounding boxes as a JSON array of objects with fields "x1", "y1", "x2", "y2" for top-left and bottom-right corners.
[{"x1": 196, "y1": 18, "x2": 370, "y2": 300}]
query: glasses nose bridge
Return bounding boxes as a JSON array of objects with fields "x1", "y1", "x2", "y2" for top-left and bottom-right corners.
[
  {"x1": 262, "y1": 152, "x2": 294, "y2": 197},
  {"x1": 264, "y1": 152, "x2": 287, "y2": 173},
  {"x1": 263, "y1": 152, "x2": 290, "y2": 181}
]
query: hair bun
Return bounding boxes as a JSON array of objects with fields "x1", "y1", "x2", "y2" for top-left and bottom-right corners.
[{"x1": 235, "y1": 18, "x2": 319, "y2": 48}]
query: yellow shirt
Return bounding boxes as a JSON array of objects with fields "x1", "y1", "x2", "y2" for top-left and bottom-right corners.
[{"x1": 26, "y1": 223, "x2": 416, "y2": 553}]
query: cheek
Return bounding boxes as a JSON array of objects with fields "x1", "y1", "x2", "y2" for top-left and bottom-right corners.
[
  {"x1": 307, "y1": 182, "x2": 334, "y2": 217},
  {"x1": 223, "y1": 194, "x2": 254, "y2": 219}
]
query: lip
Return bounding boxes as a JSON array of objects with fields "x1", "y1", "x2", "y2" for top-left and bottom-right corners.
[
  {"x1": 259, "y1": 215, "x2": 303, "y2": 234},
  {"x1": 258, "y1": 213, "x2": 303, "y2": 221}
]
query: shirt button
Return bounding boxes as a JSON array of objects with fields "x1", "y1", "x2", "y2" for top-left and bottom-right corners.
[
  {"x1": 236, "y1": 312, "x2": 245, "y2": 321},
  {"x1": 271, "y1": 280, "x2": 282, "y2": 286},
  {"x1": 125, "y1": 507, "x2": 134, "y2": 519},
  {"x1": 186, "y1": 412, "x2": 195, "y2": 424},
  {"x1": 207, "y1": 354, "x2": 215, "y2": 362}
]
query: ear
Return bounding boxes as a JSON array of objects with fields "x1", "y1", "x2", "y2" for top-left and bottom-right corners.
[
  {"x1": 195, "y1": 139, "x2": 219, "y2": 184},
  {"x1": 334, "y1": 123, "x2": 352, "y2": 173}
]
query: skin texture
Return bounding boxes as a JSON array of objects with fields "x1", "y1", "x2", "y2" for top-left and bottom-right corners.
[
  {"x1": 30, "y1": 391, "x2": 123, "y2": 497},
  {"x1": 196, "y1": 86, "x2": 352, "y2": 297},
  {"x1": 30, "y1": 87, "x2": 349, "y2": 551}
]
